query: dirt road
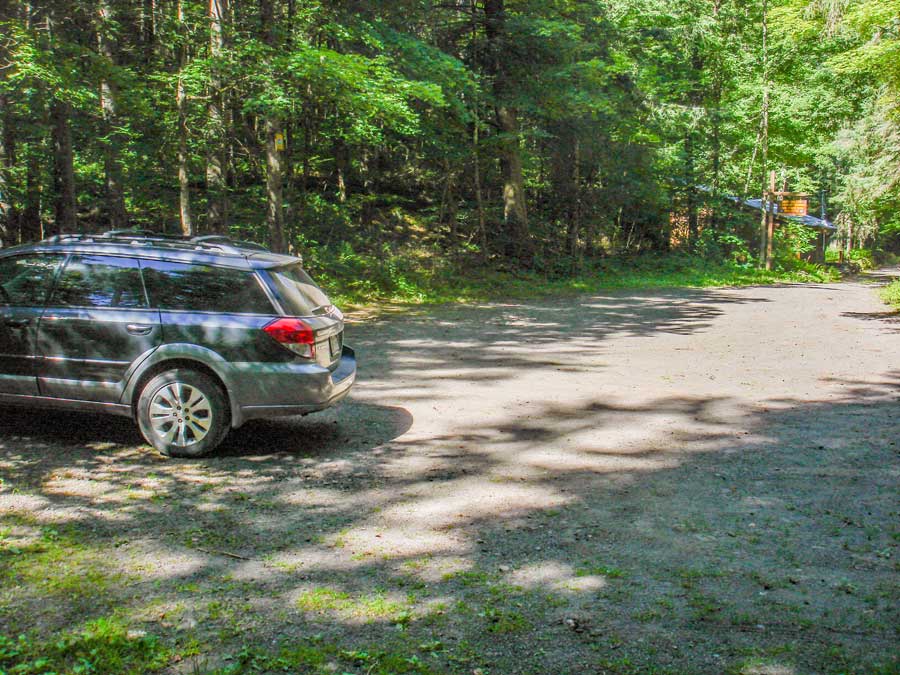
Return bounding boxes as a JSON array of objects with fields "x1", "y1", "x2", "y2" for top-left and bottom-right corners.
[{"x1": 2, "y1": 273, "x2": 898, "y2": 674}]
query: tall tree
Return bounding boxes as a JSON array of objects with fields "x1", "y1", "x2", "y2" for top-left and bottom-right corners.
[
  {"x1": 483, "y1": 0, "x2": 530, "y2": 259},
  {"x1": 260, "y1": 0, "x2": 284, "y2": 252},
  {"x1": 0, "y1": 91, "x2": 19, "y2": 244},
  {"x1": 50, "y1": 99, "x2": 76, "y2": 234},
  {"x1": 206, "y1": 0, "x2": 227, "y2": 231},
  {"x1": 0, "y1": 0, "x2": 19, "y2": 244},
  {"x1": 175, "y1": 0, "x2": 192, "y2": 235},
  {"x1": 97, "y1": 0, "x2": 127, "y2": 229}
]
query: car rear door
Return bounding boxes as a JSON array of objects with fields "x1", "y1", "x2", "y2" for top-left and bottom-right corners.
[
  {"x1": 0, "y1": 254, "x2": 64, "y2": 395},
  {"x1": 36, "y1": 254, "x2": 162, "y2": 402}
]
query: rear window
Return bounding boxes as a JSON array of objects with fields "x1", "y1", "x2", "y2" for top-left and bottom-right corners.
[
  {"x1": 267, "y1": 265, "x2": 331, "y2": 316},
  {"x1": 141, "y1": 260, "x2": 274, "y2": 314}
]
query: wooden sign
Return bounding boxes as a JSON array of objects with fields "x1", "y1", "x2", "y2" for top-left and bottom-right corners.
[{"x1": 780, "y1": 198, "x2": 808, "y2": 217}]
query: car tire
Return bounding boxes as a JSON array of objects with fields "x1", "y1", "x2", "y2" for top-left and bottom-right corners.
[{"x1": 137, "y1": 368, "x2": 230, "y2": 457}]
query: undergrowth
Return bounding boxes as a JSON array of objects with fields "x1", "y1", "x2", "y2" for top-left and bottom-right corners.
[
  {"x1": 880, "y1": 280, "x2": 900, "y2": 309},
  {"x1": 303, "y1": 244, "x2": 841, "y2": 308},
  {"x1": 0, "y1": 619, "x2": 170, "y2": 675}
]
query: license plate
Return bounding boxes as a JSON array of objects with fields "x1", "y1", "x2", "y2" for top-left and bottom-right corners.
[{"x1": 329, "y1": 335, "x2": 340, "y2": 358}]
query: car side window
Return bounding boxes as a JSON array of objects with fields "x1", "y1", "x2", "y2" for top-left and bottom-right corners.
[
  {"x1": 0, "y1": 254, "x2": 64, "y2": 307},
  {"x1": 51, "y1": 255, "x2": 148, "y2": 308},
  {"x1": 140, "y1": 260, "x2": 274, "y2": 314}
]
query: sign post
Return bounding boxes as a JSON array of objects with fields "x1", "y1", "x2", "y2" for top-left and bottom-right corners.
[{"x1": 765, "y1": 171, "x2": 776, "y2": 270}]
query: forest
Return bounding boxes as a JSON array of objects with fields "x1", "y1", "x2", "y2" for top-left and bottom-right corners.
[{"x1": 0, "y1": 0, "x2": 898, "y2": 300}]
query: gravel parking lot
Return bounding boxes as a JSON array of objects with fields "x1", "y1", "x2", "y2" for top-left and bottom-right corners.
[{"x1": 1, "y1": 272, "x2": 898, "y2": 675}]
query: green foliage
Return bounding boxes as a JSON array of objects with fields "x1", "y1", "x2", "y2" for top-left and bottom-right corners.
[
  {"x1": 825, "y1": 247, "x2": 879, "y2": 269},
  {"x1": 774, "y1": 0, "x2": 900, "y2": 253},
  {"x1": 0, "y1": 0, "x2": 887, "y2": 282},
  {"x1": 879, "y1": 280, "x2": 900, "y2": 309},
  {"x1": 308, "y1": 245, "x2": 839, "y2": 308},
  {"x1": 773, "y1": 220, "x2": 817, "y2": 265},
  {"x1": 0, "y1": 619, "x2": 170, "y2": 675}
]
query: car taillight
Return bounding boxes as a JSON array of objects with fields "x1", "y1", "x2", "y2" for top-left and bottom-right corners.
[{"x1": 263, "y1": 318, "x2": 315, "y2": 359}]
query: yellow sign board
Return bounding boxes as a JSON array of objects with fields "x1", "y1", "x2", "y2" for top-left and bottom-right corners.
[
  {"x1": 274, "y1": 133, "x2": 285, "y2": 152},
  {"x1": 780, "y1": 198, "x2": 808, "y2": 217}
]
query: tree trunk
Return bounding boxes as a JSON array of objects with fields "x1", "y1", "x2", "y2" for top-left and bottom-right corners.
[
  {"x1": 685, "y1": 130, "x2": 698, "y2": 248},
  {"x1": 685, "y1": 44, "x2": 704, "y2": 251},
  {"x1": 550, "y1": 124, "x2": 580, "y2": 260},
  {"x1": 759, "y1": 0, "x2": 769, "y2": 267},
  {"x1": 570, "y1": 138, "x2": 582, "y2": 264},
  {"x1": 22, "y1": 149, "x2": 42, "y2": 241},
  {"x1": 333, "y1": 136, "x2": 349, "y2": 203},
  {"x1": 98, "y1": 0, "x2": 127, "y2": 230},
  {"x1": 472, "y1": 119, "x2": 487, "y2": 259},
  {"x1": 710, "y1": 0, "x2": 722, "y2": 231},
  {"x1": 470, "y1": 1, "x2": 487, "y2": 259},
  {"x1": 206, "y1": 0, "x2": 228, "y2": 232},
  {"x1": 496, "y1": 106, "x2": 528, "y2": 248},
  {"x1": 552, "y1": 135, "x2": 573, "y2": 256},
  {"x1": 0, "y1": 92, "x2": 20, "y2": 245},
  {"x1": 45, "y1": 3, "x2": 76, "y2": 235},
  {"x1": 265, "y1": 118, "x2": 285, "y2": 253},
  {"x1": 50, "y1": 99, "x2": 76, "y2": 234},
  {"x1": 261, "y1": 0, "x2": 284, "y2": 252},
  {"x1": 483, "y1": 0, "x2": 530, "y2": 260},
  {"x1": 0, "y1": 0, "x2": 21, "y2": 244},
  {"x1": 142, "y1": 0, "x2": 156, "y2": 63},
  {"x1": 18, "y1": 0, "x2": 41, "y2": 241},
  {"x1": 176, "y1": 0, "x2": 192, "y2": 235}
]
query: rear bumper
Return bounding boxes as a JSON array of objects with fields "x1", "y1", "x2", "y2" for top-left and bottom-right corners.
[{"x1": 231, "y1": 346, "x2": 357, "y2": 426}]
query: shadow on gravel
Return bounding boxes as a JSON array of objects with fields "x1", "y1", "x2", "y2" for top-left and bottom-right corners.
[
  {"x1": 857, "y1": 270, "x2": 900, "y2": 286},
  {"x1": 1, "y1": 373, "x2": 898, "y2": 674},
  {"x1": 841, "y1": 310, "x2": 900, "y2": 329},
  {"x1": 0, "y1": 399, "x2": 412, "y2": 479},
  {"x1": 350, "y1": 288, "x2": 771, "y2": 393}
]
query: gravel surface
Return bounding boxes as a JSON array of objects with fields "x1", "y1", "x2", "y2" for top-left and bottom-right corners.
[{"x1": 1, "y1": 271, "x2": 898, "y2": 674}]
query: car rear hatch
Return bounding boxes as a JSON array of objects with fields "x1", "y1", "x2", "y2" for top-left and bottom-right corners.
[{"x1": 262, "y1": 264, "x2": 345, "y2": 370}]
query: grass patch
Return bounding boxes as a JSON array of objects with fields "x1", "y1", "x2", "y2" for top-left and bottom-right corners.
[
  {"x1": 687, "y1": 591, "x2": 724, "y2": 621},
  {"x1": 595, "y1": 656, "x2": 686, "y2": 674},
  {"x1": 311, "y1": 249, "x2": 841, "y2": 308},
  {"x1": 0, "y1": 617, "x2": 170, "y2": 675},
  {"x1": 576, "y1": 563, "x2": 626, "y2": 579},
  {"x1": 0, "y1": 515, "x2": 128, "y2": 635},
  {"x1": 296, "y1": 587, "x2": 410, "y2": 623},
  {"x1": 440, "y1": 569, "x2": 496, "y2": 586},
  {"x1": 880, "y1": 279, "x2": 900, "y2": 309},
  {"x1": 479, "y1": 605, "x2": 530, "y2": 634},
  {"x1": 197, "y1": 639, "x2": 446, "y2": 675}
]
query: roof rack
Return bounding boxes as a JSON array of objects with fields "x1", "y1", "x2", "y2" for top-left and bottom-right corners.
[
  {"x1": 41, "y1": 231, "x2": 272, "y2": 255},
  {"x1": 190, "y1": 235, "x2": 271, "y2": 252}
]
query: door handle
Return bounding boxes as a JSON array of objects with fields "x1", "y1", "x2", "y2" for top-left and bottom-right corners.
[
  {"x1": 4, "y1": 318, "x2": 30, "y2": 328},
  {"x1": 126, "y1": 323, "x2": 154, "y2": 336}
]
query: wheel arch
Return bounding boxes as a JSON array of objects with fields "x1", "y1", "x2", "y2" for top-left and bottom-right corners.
[{"x1": 123, "y1": 345, "x2": 244, "y2": 428}]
